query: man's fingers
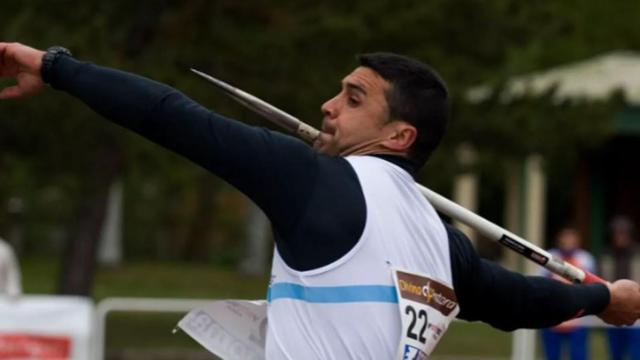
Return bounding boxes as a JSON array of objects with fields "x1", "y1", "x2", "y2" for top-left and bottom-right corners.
[
  {"x1": 0, "y1": 43, "x2": 20, "y2": 72},
  {"x1": 0, "y1": 43, "x2": 44, "y2": 99},
  {"x1": 0, "y1": 84, "x2": 42, "y2": 99},
  {"x1": 0, "y1": 62, "x2": 19, "y2": 77},
  {"x1": 0, "y1": 83, "x2": 40, "y2": 100},
  {"x1": 0, "y1": 42, "x2": 44, "y2": 78},
  {"x1": 0, "y1": 44, "x2": 11, "y2": 76},
  {"x1": 0, "y1": 43, "x2": 20, "y2": 77},
  {"x1": 0, "y1": 42, "x2": 8, "y2": 64},
  {"x1": 0, "y1": 86, "x2": 26, "y2": 99},
  {"x1": 0, "y1": 44, "x2": 22, "y2": 98}
]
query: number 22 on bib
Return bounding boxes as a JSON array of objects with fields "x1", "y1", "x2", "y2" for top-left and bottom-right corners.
[{"x1": 392, "y1": 268, "x2": 460, "y2": 360}]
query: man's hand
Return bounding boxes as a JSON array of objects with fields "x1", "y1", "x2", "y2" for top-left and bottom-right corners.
[
  {"x1": 598, "y1": 279, "x2": 640, "y2": 326},
  {"x1": 0, "y1": 42, "x2": 46, "y2": 99}
]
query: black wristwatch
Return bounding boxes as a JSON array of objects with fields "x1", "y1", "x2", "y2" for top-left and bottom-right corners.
[{"x1": 41, "y1": 46, "x2": 72, "y2": 84}]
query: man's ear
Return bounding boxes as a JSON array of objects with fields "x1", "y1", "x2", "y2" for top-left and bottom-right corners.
[{"x1": 381, "y1": 121, "x2": 417, "y2": 152}]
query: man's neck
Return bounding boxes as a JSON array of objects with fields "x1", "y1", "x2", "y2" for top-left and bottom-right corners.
[{"x1": 370, "y1": 154, "x2": 418, "y2": 178}]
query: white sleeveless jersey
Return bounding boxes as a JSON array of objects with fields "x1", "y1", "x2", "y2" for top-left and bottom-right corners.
[{"x1": 266, "y1": 156, "x2": 453, "y2": 359}]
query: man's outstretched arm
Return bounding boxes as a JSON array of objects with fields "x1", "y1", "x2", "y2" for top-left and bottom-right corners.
[
  {"x1": 447, "y1": 224, "x2": 640, "y2": 330},
  {"x1": 0, "y1": 42, "x2": 322, "y2": 241}
]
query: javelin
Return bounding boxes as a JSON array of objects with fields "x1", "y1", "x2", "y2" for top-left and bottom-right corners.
[{"x1": 191, "y1": 68, "x2": 605, "y2": 285}]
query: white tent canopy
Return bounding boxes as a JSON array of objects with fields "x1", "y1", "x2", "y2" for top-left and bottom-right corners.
[{"x1": 467, "y1": 51, "x2": 640, "y2": 105}]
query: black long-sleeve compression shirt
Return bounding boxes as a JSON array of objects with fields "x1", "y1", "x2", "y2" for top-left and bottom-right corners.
[{"x1": 48, "y1": 56, "x2": 610, "y2": 331}]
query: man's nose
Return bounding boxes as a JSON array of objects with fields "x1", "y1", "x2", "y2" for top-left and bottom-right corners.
[{"x1": 321, "y1": 95, "x2": 340, "y2": 119}]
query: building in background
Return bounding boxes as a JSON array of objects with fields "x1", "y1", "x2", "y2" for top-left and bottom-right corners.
[{"x1": 467, "y1": 51, "x2": 640, "y2": 257}]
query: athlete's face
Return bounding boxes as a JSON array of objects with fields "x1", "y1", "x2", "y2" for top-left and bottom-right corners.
[{"x1": 314, "y1": 67, "x2": 402, "y2": 156}]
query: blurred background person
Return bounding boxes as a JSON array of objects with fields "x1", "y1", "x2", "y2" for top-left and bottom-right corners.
[
  {"x1": 0, "y1": 236, "x2": 22, "y2": 297},
  {"x1": 541, "y1": 227, "x2": 595, "y2": 360},
  {"x1": 601, "y1": 216, "x2": 640, "y2": 360}
]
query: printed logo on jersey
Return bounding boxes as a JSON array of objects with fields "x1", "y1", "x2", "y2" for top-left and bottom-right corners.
[
  {"x1": 396, "y1": 271, "x2": 458, "y2": 316},
  {"x1": 402, "y1": 344, "x2": 427, "y2": 360}
]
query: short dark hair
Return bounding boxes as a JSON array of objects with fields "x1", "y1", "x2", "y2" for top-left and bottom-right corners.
[{"x1": 358, "y1": 53, "x2": 449, "y2": 167}]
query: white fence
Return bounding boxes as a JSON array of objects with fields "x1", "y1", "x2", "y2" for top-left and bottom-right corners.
[
  {"x1": 94, "y1": 297, "x2": 212, "y2": 360},
  {"x1": 1, "y1": 295, "x2": 638, "y2": 360}
]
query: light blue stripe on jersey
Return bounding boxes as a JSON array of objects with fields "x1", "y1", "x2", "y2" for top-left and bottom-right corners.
[{"x1": 268, "y1": 282, "x2": 398, "y2": 303}]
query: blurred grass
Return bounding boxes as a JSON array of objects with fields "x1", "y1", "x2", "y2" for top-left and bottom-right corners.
[
  {"x1": 435, "y1": 322, "x2": 609, "y2": 359},
  {"x1": 21, "y1": 257, "x2": 269, "y2": 300},
  {"x1": 20, "y1": 258, "x2": 610, "y2": 358},
  {"x1": 435, "y1": 321, "x2": 511, "y2": 358}
]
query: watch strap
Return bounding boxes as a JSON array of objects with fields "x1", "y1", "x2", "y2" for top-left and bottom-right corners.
[{"x1": 41, "y1": 46, "x2": 73, "y2": 84}]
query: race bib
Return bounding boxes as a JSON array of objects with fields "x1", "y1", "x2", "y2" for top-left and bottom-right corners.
[{"x1": 392, "y1": 268, "x2": 459, "y2": 360}]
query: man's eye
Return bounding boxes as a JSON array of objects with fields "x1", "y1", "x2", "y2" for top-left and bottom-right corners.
[{"x1": 348, "y1": 97, "x2": 360, "y2": 106}]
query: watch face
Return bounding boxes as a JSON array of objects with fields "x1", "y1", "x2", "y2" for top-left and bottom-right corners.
[
  {"x1": 48, "y1": 46, "x2": 72, "y2": 57},
  {"x1": 42, "y1": 46, "x2": 72, "y2": 83}
]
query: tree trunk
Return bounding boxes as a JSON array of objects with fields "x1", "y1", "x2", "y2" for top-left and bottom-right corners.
[
  {"x1": 183, "y1": 174, "x2": 216, "y2": 261},
  {"x1": 58, "y1": 148, "x2": 121, "y2": 296}
]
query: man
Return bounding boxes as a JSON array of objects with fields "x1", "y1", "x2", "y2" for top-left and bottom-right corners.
[
  {"x1": 540, "y1": 227, "x2": 596, "y2": 360},
  {"x1": 1, "y1": 43, "x2": 639, "y2": 359}
]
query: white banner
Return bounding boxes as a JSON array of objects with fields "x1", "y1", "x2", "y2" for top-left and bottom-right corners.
[{"x1": 0, "y1": 295, "x2": 94, "y2": 360}]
